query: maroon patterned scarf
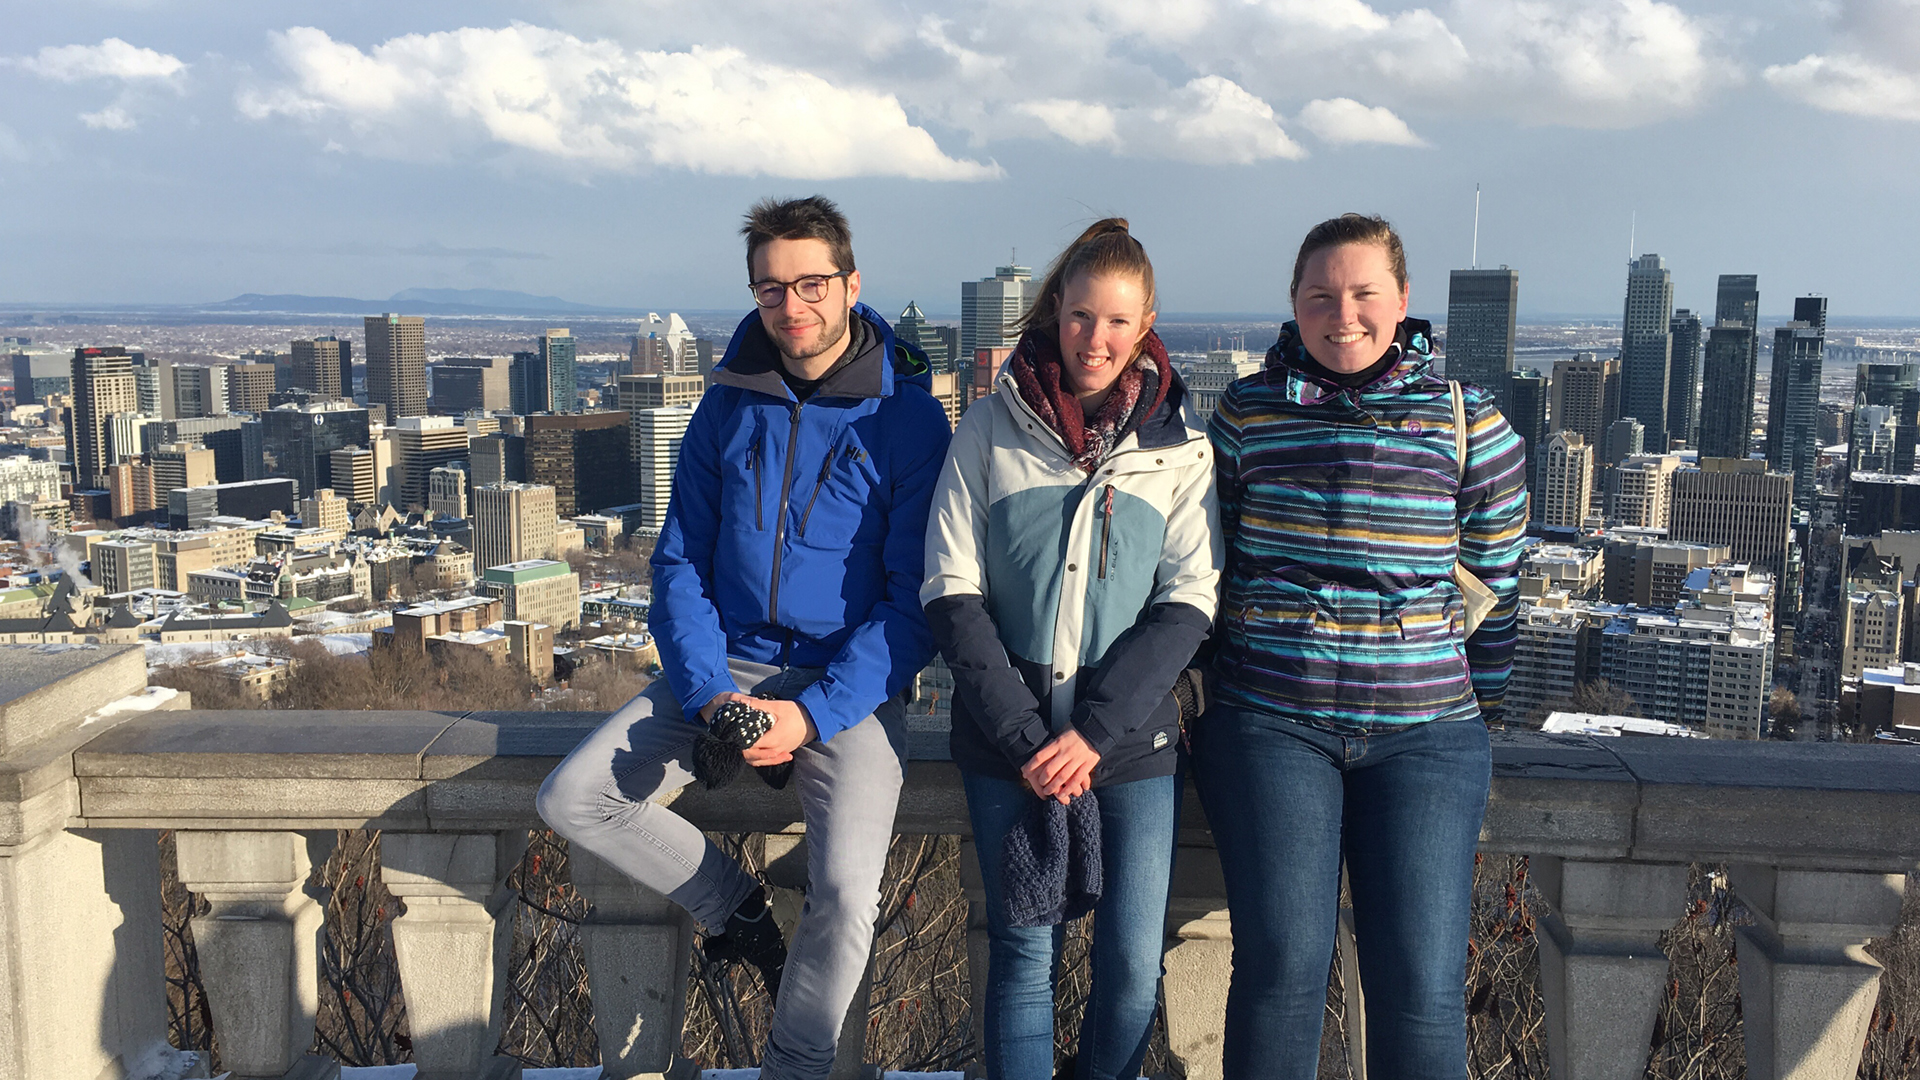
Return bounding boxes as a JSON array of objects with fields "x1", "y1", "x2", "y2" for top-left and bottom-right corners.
[{"x1": 1010, "y1": 327, "x2": 1171, "y2": 473}]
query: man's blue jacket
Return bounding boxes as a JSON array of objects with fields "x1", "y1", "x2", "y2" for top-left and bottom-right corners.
[{"x1": 649, "y1": 302, "x2": 953, "y2": 740}]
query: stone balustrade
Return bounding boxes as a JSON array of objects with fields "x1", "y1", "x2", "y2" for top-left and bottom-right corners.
[{"x1": 5, "y1": 642, "x2": 1919, "y2": 1080}]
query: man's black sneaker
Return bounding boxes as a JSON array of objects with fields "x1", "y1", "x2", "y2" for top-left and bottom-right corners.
[{"x1": 703, "y1": 887, "x2": 787, "y2": 1002}]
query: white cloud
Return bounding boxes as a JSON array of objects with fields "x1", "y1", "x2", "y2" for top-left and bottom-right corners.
[
  {"x1": 1152, "y1": 76, "x2": 1306, "y2": 163},
  {"x1": 1766, "y1": 53, "x2": 1920, "y2": 121},
  {"x1": 1016, "y1": 99, "x2": 1120, "y2": 147},
  {"x1": 239, "y1": 25, "x2": 999, "y2": 181},
  {"x1": 12, "y1": 38, "x2": 185, "y2": 83},
  {"x1": 1764, "y1": 0, "x2": 1920, "y2": 121},
  {"x1": 79, "y1": 106, "x2": 136, "y2": 131},
  {"x1": 1297, "y1": 98, "x2": 1426, "y2": 146}
]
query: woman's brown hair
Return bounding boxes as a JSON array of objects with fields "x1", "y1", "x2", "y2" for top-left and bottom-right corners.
[
  {"x1": 1289, "y1": 213, "x2": 1407, "y2": 298},
  {"x1": 1014, "y1": 218, "x2": 1157, "y2": 337}
]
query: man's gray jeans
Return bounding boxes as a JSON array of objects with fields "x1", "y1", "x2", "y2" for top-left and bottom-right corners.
[{"x1": 535, "y1": 657, "x2": 906, "y2": 1080}]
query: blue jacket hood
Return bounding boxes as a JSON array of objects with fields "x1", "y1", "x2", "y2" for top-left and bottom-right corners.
[{"x1": 714, "y1": 302, "x2": 933, "y2": 401}]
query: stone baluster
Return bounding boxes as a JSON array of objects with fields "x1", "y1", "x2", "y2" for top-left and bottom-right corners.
[
  {"x1": 174, "y1": 830, "x2": 338, "y2": 1080},
  {"x1": 569, "y1": 847, "x2": 696, "y2": 1080},
  {"x1": 380, "y1": 832, "x2": 525, "y2": 1080},
  {"x1": 1532, "y1": 857, "x2": 1688, "y2": 1080},
  {"x1": 1729, "y1": 865, "x2": 1907, "y2": 1080},
  {"x1": 764, "y1": 829, "x2": 878, "y2": 1080},
  {"x1": 1161, "y1": 842, "x2": 1232, "y2": 1080}
]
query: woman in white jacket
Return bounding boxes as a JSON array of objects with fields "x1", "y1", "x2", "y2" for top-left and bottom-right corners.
[{"x1": 921, "y1": 219, "x2": 1221, "y2": 1080}]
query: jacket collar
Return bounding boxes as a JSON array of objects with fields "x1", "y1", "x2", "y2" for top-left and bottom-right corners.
[
  {"x1": 1261, "y1": 317, "x2": 1440, "y2": 406},
  {"x1": 712, "y1": 302, "x2": 908, "y2": 402}
]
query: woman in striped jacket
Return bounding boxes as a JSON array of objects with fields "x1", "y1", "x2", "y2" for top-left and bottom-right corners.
[
  {"x1": 1194, "y1": 214, "x2": 1529, "y2": 1078},
  {"x1": 922, "y1": 219, "x2": 1220, "y2": 1079}
]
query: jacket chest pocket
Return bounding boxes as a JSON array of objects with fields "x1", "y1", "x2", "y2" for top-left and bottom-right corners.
[{"x1": 794, "y1": 441, "x2": 883, "y2": 549}]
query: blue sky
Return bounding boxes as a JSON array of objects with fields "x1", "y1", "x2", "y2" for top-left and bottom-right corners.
[{"x1": 4, "y1": 0, "x2": 1919, "y2": 319}]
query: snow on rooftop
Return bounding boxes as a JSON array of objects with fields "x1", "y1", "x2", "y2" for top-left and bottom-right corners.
[{"x1": 1541, "y1": 712, "x2": 1701, "y2": 738}]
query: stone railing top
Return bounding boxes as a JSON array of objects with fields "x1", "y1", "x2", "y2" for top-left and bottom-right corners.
[{"x1": 66, "y1": 708, "x2": 1920, "y2": 873}]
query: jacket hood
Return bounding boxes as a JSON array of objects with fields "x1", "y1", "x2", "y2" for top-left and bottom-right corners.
[
  {"x1": 1261, "y1": 317, "x2": 1441, "y2": 406},
  {"x1": 713, "y1": 302, "x2": 931, "y2": 402}
]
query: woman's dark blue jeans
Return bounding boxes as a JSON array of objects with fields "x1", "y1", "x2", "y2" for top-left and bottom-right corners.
[
  {"x1": 963, "y1": 769, "x2": 1180, "y2": 1080},
  {"x1": 1190, "y1": 705, "x2": 1490, "y2": 1080}
]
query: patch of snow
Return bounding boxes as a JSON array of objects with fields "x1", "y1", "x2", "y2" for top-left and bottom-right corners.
[
  {"x1": 526, "y1": 1070, "x2": 604, "y2": 1079},
  {"x1": 319, "y1": 631, "x2": 372, "y2": 655},
  {"x1": 81, "y1": 686, "x2": 181, "y2": 728},
  {"x1": 122, "y1": 1042, "x2": 204, "y2": 1080},
  {"x1": 340, "y1": 1067, "x2": 416, "y2": 1079}
]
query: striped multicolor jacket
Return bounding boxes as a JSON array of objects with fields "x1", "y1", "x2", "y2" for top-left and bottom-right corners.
[{"x1": 1207, "y1": 318, "x2": 1528, "y2": 732}]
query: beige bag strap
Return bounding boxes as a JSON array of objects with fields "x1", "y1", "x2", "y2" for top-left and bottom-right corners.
[{"x1": 1449, "y1": 379, "x2": 1467, "y2": 486}]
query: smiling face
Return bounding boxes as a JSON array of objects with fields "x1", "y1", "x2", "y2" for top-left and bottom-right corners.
[
  {"x1": 751, "y1": 236, "x2": 862, "y2": 377},
  {"x1": 1291, "y1": 240, "x2": 1410, "y2": 374},
  {"x1": 1056, "y1": 271, "x2": 1156, "y2": 414}
]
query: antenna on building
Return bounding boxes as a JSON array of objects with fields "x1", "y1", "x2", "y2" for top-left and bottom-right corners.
[
  {"x1": 1471, "y1": 183, "x2": 1481, "y2": 270},
  {"x1": 1629, "y1": 212, "x2": 1636, "y2": 262}
]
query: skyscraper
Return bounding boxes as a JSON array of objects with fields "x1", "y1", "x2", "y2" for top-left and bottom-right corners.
[
  {"x1": 434, "y1": 356, "x2": 511, "y2": 414},
  {"x1": 131, "y1": 355, "x2": 172, "y2": 418},
  {"x1": 536, "y1": 329, "x2": 578, "y2": 414},
  {"x1": 1549, "y1": 353, "x2": 1621, "y2": 446},
  {"x1": 1850, "y1": 363, "x2": 1920, "y2": 475},
  {"x1": 1670, "y1": 458, "x2": 1795, "y2": 584},
  {"x1": 1668, "y1": 309, "x2": 1702, "y2": 448},
  {"x1": 68, "y1": 347, "x2": 137, "y2": 489},
  {"x1": 1538, "y1": 431, "x2": 1594, "y2": 528},
  {"x1": 1766, "y1": 296, "x2": 1828, "y2": 510},
  {"x1": 1506, "y1": 368, "x2": 1548, "y2": 519},
  {"x1": 291, "y1": 337, "x2": 351, "y2": 400},
  {"x1": 472, "y1": 482, "x2": 557, "y2": 572},
  {"x1": 257, "y1": 401, "x2": 371, "y2": 499},
  {"x1": 1620, "y1": 255, "x2": 1675, "y2": 451},
  {"x1": 227, "y1": 362, "x2": 276, "y2": 413},
  {"x1": 365, "y1": 314, "x2": 427, "y2": 420},
  {"x1": 895, "y1": 301, "x2": 954, "y2": 371},
  {"x1": 1698, "y1": 320, "x2": 1759, "y2": 460},
  {"x1": 526, "y1": 411, "x2": 628, "y2": 515},
  {"x1": 629, "y1": 313, "x2": 695, "y2": 376},
  {"x1": 171, "y1": 365, "x2": 230, "y2": 420},
  {"x1": 1715, "y1": 274, "x2": 1760, "y2": 332},
  {"x1": 390, "y1": 416, "x2": 471, "y2": 511},
  {"x1": 961, "y1": 264, "x2": 1030, "y2": 393},
  {"x1": 1444, "y1": 268, "x2": 1519, "y2": 411},
  {"x1": 632, "y1": 406, "x2": 695, "y2": 530}
]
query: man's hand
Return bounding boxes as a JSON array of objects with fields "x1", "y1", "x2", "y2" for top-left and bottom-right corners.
[
  {"x1": 743, "y1": 699, "x2": 817, "y2": 766},
  {"x1": 699, "y1": 691, "x2": 752, "y2": 724},
  {"x1": 1021, "y1": 728, "x2": 1100, "y2": 804}
]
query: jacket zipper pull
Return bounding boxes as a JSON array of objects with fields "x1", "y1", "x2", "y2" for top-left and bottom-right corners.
[
  {"x1": 1099, "y1": 484, "x2": 1114, "y2": 579},
  {"x1": 796, "y1": 440, "x2": 839, "y2": 538}
]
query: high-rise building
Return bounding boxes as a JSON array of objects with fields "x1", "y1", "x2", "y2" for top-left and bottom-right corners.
[
  {"x1": 1549, "y1": 353, "x2": 1620, "y2": 447},
  {"x1": 171, "y1": 365, "x2": 230, "y2": 420},
  {"x1": 1595, "y1": 598, "x2": 1773, "y2": 739},
  {"x1": 433, "y1": 356, "x2": 511, "y2": 414},
  {"x1": 526, "y1": 411, "x2": 628, "y2": 516},
  {"x1": 92, "y1": 539, "x2": 157, "y2": 594},
  {"x1": 68, "y1": 347, "x2": 137, "y2": 489},
  {"x1": 632, "y1": 406, "x2": 695, "y2": 530},
  {"x1": 1670, "y1": 458, "x2": 1795, "y2": 583},
  {"x1": 617, "y1": 374, "x2": 704, "y2": 412},
  {"x1": 1187, "y1": 351, "x2": 1262, "y2": 421},
  {"x1": 1698, "y1": 321, "x2": 1759, "y2": 460},
  {"x1": 961, "y1": 264, "x2": 1031, "y2": 395},
  {"x1": 1608, "y1": 454, "x2": 1681, "y2": 529},
  {"x1": 329, "y1": 447, "x2": 378, "y2": 506},
  {"x1": 131, "y1": 355, "x2": 172, "y2": 418},
  {"x1": 508, "y1": 351, "x2": 536, "y2": 416},
  {"x1": 1668, "y1": 310, "x2": 1702, "y2": 448},
  {"x1": 1620, "y1": 255, "x2": 1675, "y2": 451},
  {"x1": 630, "y1": 313, "x2": 697, "y2": 376},
  {"x1": 1507, "y1": 368, "x2": 1549, "y2": 517},
  {"x1": 1715, "y1": 275, "x2": 1760, "y2": 337},
  {"x1": 365, "y1": 314, "x2": 427, "y2": 420},
  {"x1": 481, "y1": 560, "x2": 581, "y2": 630},
  {"x1": 1604, "y1": 417, "x2": 1645, "y2": 467},
  {"x1": 530, "y1": 329, "x2": 578, "y2": 414},
  {"x1": 1766, "y1": 296, "x2": 1828, "y2": 510},
  {"x1": 108, "y1": 412, "x2": 159, "y2": 465},
  {"x1": 227, "y1": 362, "x2": 276, "y2": 413},
  {"x1": 471, "y1": 434, "x2": 527, "y2": 487},
  {"x1": 1443, "y1": 268, "x2": 1519, "y2": 411},
  {"x1": 291, "y1": 337, "x2": 351, "y2": 400},
  {"x1": 428, "y1": 463, "x2": 470, "y2": 521},
  {"x1": 0, "y1": 458, "x2": 60, "y2": 505},
  {"x1": 390, "y1": 416, "x2": 471, "y2": 511},
  {"x1": 257, "y1": 402, "x2": 371, "y2": 500},
  {"x1": 472, "y1": 482, "x2": 557, "y2": 572},
  {"x1": 1538, "y1": 431, "x2": 1594, "y2": 528},
  {"x1": 1601, "y1": 534, "x2": 1729, "y2": 608},
  {"x1": 167, "y1": 478, "x2": 297, "y2": 529},
  {"x1": 148, "y1": 443, "x2": 216, "y2": 501},
  {"x1": 106, "y1": 458, "x2": 158, "y2": 524},
  {"x1": 1840, "y1": 584, "x2": 1903, "y2": 680},
  {"x1": 1850, "y1": 362, "x2": 1920, "y2": 475},
  {"x1": 1845, "y1": 473, "x2": 1920, "y2": 535},
  {"x1": 13, "y1": 354, "x2": 71, "y2": 406}
]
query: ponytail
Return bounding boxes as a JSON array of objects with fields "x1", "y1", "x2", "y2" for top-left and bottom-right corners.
[{"x1": 1014, "y1": 218, "x2": 1157, "y2": 337}]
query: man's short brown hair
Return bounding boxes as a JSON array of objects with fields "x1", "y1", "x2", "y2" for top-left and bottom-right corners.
[{"x1": 741, "y1": 196, "x2": 856, "y2": 277}]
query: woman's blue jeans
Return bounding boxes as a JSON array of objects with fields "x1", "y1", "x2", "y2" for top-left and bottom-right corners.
[
  {"x1": 1190, "y1": 706, "x2": 1490, "y2": 1080},
  {"x1": 963, "y1": 770, "x2": 1180, "y2": 1080}
]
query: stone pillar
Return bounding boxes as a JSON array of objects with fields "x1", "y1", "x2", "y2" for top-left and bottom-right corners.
[
  {"x1": 1336, "y1": 898, "x2": 1367, "y2": 1079},
  {"x1": 1729, "y1": 865, "x2": 1907, "y2": 1080},
  {"x1": 1161, "y1": 842, "x2": 1231, "y2": 1080},
  {"x1": 380, "y1": 832, "x2": 525, "y2": 1080},
  {"x1": 958, "y1": 838, "x2": 990, "y2": 1080},
  {"x1": 569, "y1": 848, "x2": 696, "y2": 1080},
  {"x1": 174, "y1": 830, "x2": 339, "y2": 1080},
  {"x1": 764, "y1": 829, "x2": 876, "y2": 1080},
  {"x1": 1532, "y1": 857, "x2": 1687, "y2": 1080}
]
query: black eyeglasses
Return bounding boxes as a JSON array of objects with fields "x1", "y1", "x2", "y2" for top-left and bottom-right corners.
[{"x1": 749, "y1": 270, "x2": 851, "y2": 308}]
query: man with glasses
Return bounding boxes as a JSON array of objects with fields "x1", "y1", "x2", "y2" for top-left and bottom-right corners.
[{"x1": 537, "y1": 195, "x2": 951, "y2": 1078}]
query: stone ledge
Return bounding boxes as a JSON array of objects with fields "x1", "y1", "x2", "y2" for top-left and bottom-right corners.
[{"x1": 0, "y1": 643, "x2": 148, "y2": 757}]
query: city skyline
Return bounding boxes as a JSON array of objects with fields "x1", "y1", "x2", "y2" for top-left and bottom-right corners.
[{"x1": 4, "y1": 2, "x2": 1920, "y2": 318}]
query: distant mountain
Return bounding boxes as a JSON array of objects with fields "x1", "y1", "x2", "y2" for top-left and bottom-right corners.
[{"x1": 201, "y1": 290, "x2": 638, "y2": 316}]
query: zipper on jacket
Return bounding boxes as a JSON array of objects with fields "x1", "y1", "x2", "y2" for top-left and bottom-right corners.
[
  {"x1": 766, "y1": 404, "x2": 803, "y2": 624},
  {"x1": 1098, "y1": 484, "x2": 1114, "y2": 579},
  {"x1": 796, "y1": 441, "x2": 840, "y2": 538},
  {"x1": 747, "y1": 437, "x2": 765, "y2": 530}
]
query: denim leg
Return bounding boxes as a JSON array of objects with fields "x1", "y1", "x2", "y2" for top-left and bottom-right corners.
[
  {"x1": 1191, "y1": 706, "x2": 1346, "y2": 1080},
  {"x1": 759, "y1": 702, "x2": 908, "y2": 1080},
  {"x1": 1076, "y1": 773, "x2": 1179, "y2": 1080},
  {"x1": 1342, "y1": 719, "x2": 1490, "y2": 1080},
  {"x1": 964, "y1": 770, "x2": 1068, "y2": 1080}
]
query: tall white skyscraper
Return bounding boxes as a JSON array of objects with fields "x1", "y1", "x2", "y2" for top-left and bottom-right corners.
[
  {"x1": 633, "y1": 405, "x2": 695, "y2": 530},
  {"x1": 960, "y1": 264, "x2": 1031, "y2": 372}
]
